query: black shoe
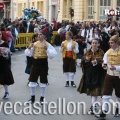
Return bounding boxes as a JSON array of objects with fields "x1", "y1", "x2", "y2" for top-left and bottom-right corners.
[
  {"x1": 27, "y1": 96, "x2": 35, "y2": 104},
  {"x1": 3, "y1": 92, "x2": 9, "y2": 99},
  {"x1": 95, "y1": 111, "x2": 106, "y2": 119},
  {"x1": 88, "y1": 106, "x2": 94, "y2": 115},
  {"x1": 40, "y1": 96, "x2": 44, "y2": 105},
  {"x1": 71, "y1": 81, "x2": 76, "y2": 88},
  {"x1": 88, "y1": 106, "x2": 98, "y2": 115},
  {"x1": 65, "y1": 81, "x2": 69, "y2": 87},
  {"x1": 114, "y1": 108, "x2": 120, "y2": 117}
]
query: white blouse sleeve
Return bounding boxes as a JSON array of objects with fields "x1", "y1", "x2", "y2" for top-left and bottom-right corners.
[
  {"x1": 115, "y1": 66, "x2": 120, "y2": 72},
  {"x1": 73, "y1": 42, "x2": 79, "y2": 53},
  {"x1": 24, "y1": 48, "x2": 34, "y2": 57},
  {"x1": 103, "y1": 52, "x2": 108, "y2": 64},
  {"x1": 59, "y1": 41, "x2": 64, "y2": 53},
  {"x1": 46, "y1": 44, "x2": 57, "y2": 59}
]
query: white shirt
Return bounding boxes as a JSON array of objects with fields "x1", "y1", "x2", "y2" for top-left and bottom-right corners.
[
  {"x1": 81, "y1": 29, "x2": 85, "y2": 37},
  {"x1": 103, "y1": 49, "x2": 120, "y2": 72},
  {"x1": 59, "y1": 39, "x2": 79, "y2": 53},
  {"x1": 104, "y1": 26, "x2": 110, "y2": 33},
  {"x1": 25, "y1": 41, "x2": 57, "y2": 59}
]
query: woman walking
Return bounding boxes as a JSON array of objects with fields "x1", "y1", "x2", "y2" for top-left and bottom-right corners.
[
  {"x1": 77, "y1": 39, "x2": 105, "y2": 114},
  {"x1": 0, "y1": 30, "x2": 14, "y2": 99}
]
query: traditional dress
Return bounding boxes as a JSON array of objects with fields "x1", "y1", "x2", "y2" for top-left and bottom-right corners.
[
  {"x1": 25, "y1": 40, "x2": 57, "y2": 104},
  {"x1": 0, "y1": 41, "x2": 14, "y2": 99},
  {"x1": 77, "y1": 48, "x2": 105, "y2": 114},
  {"x1": 60, "y1": 39, "x2": 79, "y2": 87},
  {"x1": 77, "y1": 48, "x2": 105, "y2": 96},
  {"x1": 0, "y1": 41, "x2": 14, "y2": 85}
]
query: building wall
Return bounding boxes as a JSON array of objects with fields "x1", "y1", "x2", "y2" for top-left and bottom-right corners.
[
  {"x1": 10, "y1": 0, "x2": 119, "y2": 22},
  {"x1": 12, "y1": 0, "x2": 47, "y2": 21},
  {"x1": 57, "y1": 0, "x2": 118, "y2": 22},
  {"x1": 49, "y1": 0, "x2": 58, "y2": 23}
]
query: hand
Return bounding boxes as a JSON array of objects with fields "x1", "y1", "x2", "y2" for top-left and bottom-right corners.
[
  {"x1": 61, "y1": 43, "x2": 64, "y2": 48},
  {"x1": 43, "y1": 43, "x2": 48, "y2": 50},
  {"x1": 72, "y1": 45, "x2": 75, "y2": 49},
  {"x1": 0, "y1": 48, "x2": 5, "y2": 54},
  {"x1": 28, "y1": 43, "x2": 33, "y2": 49},
  {"x1": 110, "y1": 65, "x2": 116, "y2": 71},
  {"x1": 82, "y1": 41, "x2": 85, "y2": 44},
  {"x1": 85, "y1": 56, "x2": 90, "y2": 61},
  {"x1": 91, "y1": 60, "x2": 96, "y2": 64},
  {"x1": 102, "y1": 63, "x2": 107, "y2": 68}
]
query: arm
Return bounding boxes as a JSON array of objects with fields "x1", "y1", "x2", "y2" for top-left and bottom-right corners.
[
  {"x1": 24, "y1": 43, "x2": 34, "y2": 57},
  {"x1": 46, "y1": 44, "x2": 57, "y2": 59},
  {"x1": 59, "y1": 42, "x2": 64, "y2": 53},
  {"x1": 73, "y1": 42, "x2": 79, "y2": 53},
  {"x1": 8, "y1": 31, "x2": 14, "y2": 40},
  {"x1": 103, "y1": 52, "x2": 108, "y2": 64},
  {"x1": 24, "y1": 48, "x2": 34, "y2": 57},
  {"x1": 115, "y1": 66, "x2": 120, "y2": 72}
]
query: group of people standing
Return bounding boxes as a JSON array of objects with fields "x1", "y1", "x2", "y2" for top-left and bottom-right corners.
[{"x1": 0, "y1": 19, "x2": 120, "y2": 119}]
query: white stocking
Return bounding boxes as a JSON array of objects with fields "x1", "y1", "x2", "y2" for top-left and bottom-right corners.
[
  {"x1": 3, "y1": 85, "x2": 8, "y2": 93},
  {"x1": 41, "y1": 86, "x2": 47, "y2": 97},
  {"x1": 30, "y1": 87, "x2": 36, "y2": 96}
]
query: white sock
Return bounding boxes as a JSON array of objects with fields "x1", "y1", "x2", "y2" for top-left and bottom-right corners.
[
  {"x1": 3, "y1": 85, "x2": 8, "y2": 93},
  {"x1": 91, "y1": 96, "x2": 98, "y2": 107},
  {"x1": 65, "y1": 72, "x2": 69, "y2": 81},
  {"x1": 30, "y1": 87, "x2": 36, "y2": 96},
  {"x1": 69, "y1": 72, "x2": 74, "y2": 82},
  {"x1": 102, "y1": 96, "x2": 111, "y2": 111},
  {"x1": 41, "y1": 86, "x2": 47, "y2": 97}
]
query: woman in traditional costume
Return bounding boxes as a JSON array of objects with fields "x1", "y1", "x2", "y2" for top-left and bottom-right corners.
[
  {"x1": 0, "y1": 30, "x2": 14, "y2": 99},
  {"x1": 60, "y1": 31, "x2": 79, "y2": 87},
  {"x1": 77, "y1": 39, "x2": 105, "y2": 114}
]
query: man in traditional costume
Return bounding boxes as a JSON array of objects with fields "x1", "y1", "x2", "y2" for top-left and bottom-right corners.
[
  {"x1": 95, "y1": 35, "x2": 120, "y2": 118},
  {"x1": 25, "y1": 30, "x2": 57, "y2": 104}
]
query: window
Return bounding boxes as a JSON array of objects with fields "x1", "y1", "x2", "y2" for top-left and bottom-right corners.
[
  {"x1": 99, "y1": 0, "x2": 111, "y2": 20},
  {"x1": 63, "y1": 0, "x2": 67, "y2": 18},
  {"x1": 18, "y1": 3, "x2": 22, "y2": 17},
  {"x1": 24, "y1": 3, "x2": 26, "y2": 8},
  {"x1": 117, "y1": 0, "x2": 120, "y2": 9},
  {"x1": 88, "y1": 0, "x2": 94, "y2": 19},
  {"x1": 32, "y1": 2, "x2": 34, "y2": 7}
]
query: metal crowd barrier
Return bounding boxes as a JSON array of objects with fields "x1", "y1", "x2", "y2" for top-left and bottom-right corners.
[
  {"x1": 14, "y1": 31, "x2": 58, "y2": 48},
  {"x1": 14, "y1": 33, "x2": 34, "y2": 48},
  {"x1": 50, "y1": 31, "x2": 58, "y2": 44}
]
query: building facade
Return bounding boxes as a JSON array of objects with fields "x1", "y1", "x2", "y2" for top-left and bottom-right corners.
[
  {"x1": 8, "y1": 0, "x2": 58, "y2": 23},
  {"x1": 57, "y1": 0, "x2": 120, "y2": 22},
  {"x1": 1, "y1": 0, "x2": 120, "y2": 22},
  {"x1": 10, "y1": 0, "x2": 47, "y2": 21},
  {"x1": 0, "y1": 0, "x2": 10, "y2": 21}
]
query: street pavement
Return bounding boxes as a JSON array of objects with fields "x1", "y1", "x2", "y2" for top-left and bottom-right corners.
[{"x1": 0, "y1": 46, "x2": 119, "y2": 120}]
